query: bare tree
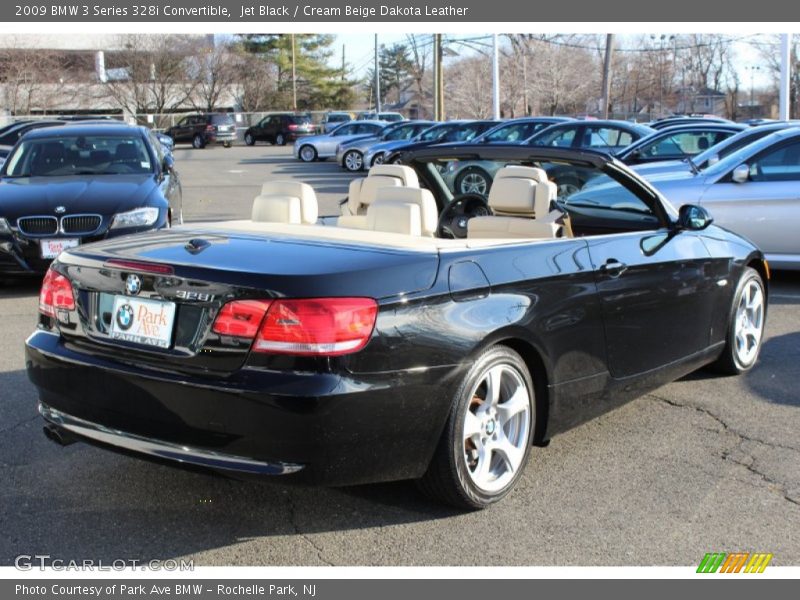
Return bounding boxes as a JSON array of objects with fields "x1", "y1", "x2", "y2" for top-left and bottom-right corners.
[
  {"x1": 0, "y1": 40, "x2": 69, "y2": 114},
  {"x1": 100, "y1": 34, "x2": 198, "y2": 125},
  {"x1": 406, "y1": 34, "x2": 433, "y2": 118},
  {"x1": 187, "y1": 41, "x2": 239, "y2": 112}
]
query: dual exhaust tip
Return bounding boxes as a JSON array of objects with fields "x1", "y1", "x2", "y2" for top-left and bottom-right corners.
[{"x1": 42, "y1": 423, "x2": 78, "y2": 447}]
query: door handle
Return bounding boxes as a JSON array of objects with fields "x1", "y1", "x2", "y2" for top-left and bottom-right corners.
[{"x1": 601, "y1": 258, "x2": 628, "y2": 276}]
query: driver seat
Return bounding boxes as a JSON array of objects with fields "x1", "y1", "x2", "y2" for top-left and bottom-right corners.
[{"x1": 467, "y1": 166, "x2": 565, "y2": 239}]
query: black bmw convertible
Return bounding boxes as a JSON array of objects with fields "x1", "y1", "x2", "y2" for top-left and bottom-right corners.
[
  {"x1": 25, "y1": 145, "x2": 767, "y2": 509},
  {"x1": 0, "y1": 123, "x2": 182, "y2": 275}
]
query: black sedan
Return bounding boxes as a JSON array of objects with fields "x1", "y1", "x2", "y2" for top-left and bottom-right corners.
[
  {"x1": 0, "y1": 124, "x2": 181, "y2": 275},
  {"x1": 25, "y1": 145, "x2": 767, "y2": 509}
]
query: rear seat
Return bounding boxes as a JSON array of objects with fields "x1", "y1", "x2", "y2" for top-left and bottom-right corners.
[
  {"x1": 339, "y1": 165, "x2": 421, "y2": 229},
  {"x1": 365, "y1": 187, "x2": 438, "y2": 237},
  {"x1": 251, "y1": 181, "x2": 318, "y2": 225}
]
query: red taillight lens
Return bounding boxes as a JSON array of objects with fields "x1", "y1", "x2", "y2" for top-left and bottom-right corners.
[
  {"x1": 211, "y1": 297, "x2": 377, "y2": 356},
  {"x1": 212, "y1": 300, "x2": 272, "y2": 338},
  {"x1": 39, "y1": 268, "x2": 75, "y2": 317},
  {"x1": 255, "y1": 298, "x2": 377, "y2": 356},
  {"x1": 206, "y1": 124, "x2": 215, "y2": 132},
  {"x1": 287, "y1": 124, "x2": 298, "y2": 131}
]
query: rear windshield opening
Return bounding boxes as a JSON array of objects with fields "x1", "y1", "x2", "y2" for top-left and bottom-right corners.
[
  {"x1": 211, "y1": 114, "x2": 234, "y2": 125},
  {"x1": 290, "y1": 116, "x2": 312, "y2": 125}
]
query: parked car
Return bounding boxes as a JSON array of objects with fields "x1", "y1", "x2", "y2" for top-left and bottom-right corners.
[
  {"x1": 0, "y1": 124, "x2": 181, "y2": 275},
  {"x1": 518, "y1": 120, "x2": 655, "y2": 196},
  {"x1": 164, "y1": 113, "x2": 236, "y2": 149},
  {"x1": 570, "y1": 127, "x2": 800, "y2": 269},
  {"x1": 629, "y1": 122, "x2": 798, "y2": 178},
  {"x1": 293, "y1": 120, "x2": 386, "y2": 162},
  {"x1": 526, "y1": 119, "x2": 654, "y2": 153},
  {"x1": 0, "y1": 120, "x2": 66, "y2": 147},
  {"x1": 336, "y1": 120, "x2": 435, "y2": 171},
  {"x1": 375, "y1": 120, "x2": 501, "y2": 166},
  {"x1": 244, "y1": 113, "x2": 316, "y2": 146},
  {"x1": 320, "y1": 112, "x2": 353, "y2": 134},
  {"x1": 471, "y1": 117, "x2": 573, "y2": 144},
  {"x1": 615, "y1": 123, "x2": 745, "y2": 165},
  {"x1": 27, "y1": 144, "x2": 767, "y2": 510},
  {"x1": 357, "y1": 111, "x2": 405, "y2": 122}
]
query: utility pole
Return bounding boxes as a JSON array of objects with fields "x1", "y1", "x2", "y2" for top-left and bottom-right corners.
[
  {"x1": 433, "y1": 35, "x2": 439, "y2": 120},
  {"x1": 600, "y1": 34, "x2": 614, "y2": 119},
  {"x1": 780, "y1": 34, "x2": 791, "y2": 120},
  {"x1": 522, "y1": 49, "x2": 529, "y2": 115},
  {"x1": 341, "y1": 44, "x2": 346, "y2": 81},
  {"x1": 435, "y1": 34, "x2": 444, "y2": 120},
  {"x1": 375, "y1": 34, "x2": 381, "y2": 113},
  {"x1": 291, "y1": 34, "x2": 297, "y2": 111},
  {"x1": 492, "y1": 34, "x2": 500, "y2": 119}
]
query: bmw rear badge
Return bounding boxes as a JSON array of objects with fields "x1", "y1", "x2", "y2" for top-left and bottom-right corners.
[
  {"x1": 125, "y1": 274, "x2": 142, "y2": 296},
  {"x1": 54, "y1": 206, "x2": 66, "y2": 214},
  {"x1": 116, "y1": 304, "x2": 134, "y2": 330}
]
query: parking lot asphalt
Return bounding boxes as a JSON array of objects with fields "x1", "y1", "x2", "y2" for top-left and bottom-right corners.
[{"x1": 1, "y1": 144, "x2": 798, "y2": 567}]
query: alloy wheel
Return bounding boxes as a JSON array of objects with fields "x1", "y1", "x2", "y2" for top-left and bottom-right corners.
[
  {"x1": 344, "y1": 151, "x2": 363, "y2": 171},
  {"x1": 462, "y1": 364, "x2": 531, "y2": 493},
  {"x1": 733, "y1": 279, "x2": 765, "y2": 366},
  {"x1": 459, "y1": 171, "x2": 489, "y2": 195},
  {"x1": 300, "y1": 146, "x2": 316, "y2": 162}
]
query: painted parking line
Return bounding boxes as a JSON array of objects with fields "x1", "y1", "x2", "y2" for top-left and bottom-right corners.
[{"x1": 770, "y1": 293, "x2": 800, "y2": 299}]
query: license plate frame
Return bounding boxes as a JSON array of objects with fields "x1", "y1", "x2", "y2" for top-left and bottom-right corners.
[
  {"x1": 40, "y1": 238, "x2": 80, "y2": 259},
  {"x1": 108, "y1": 296, "x2": 176, "y2": 349}
]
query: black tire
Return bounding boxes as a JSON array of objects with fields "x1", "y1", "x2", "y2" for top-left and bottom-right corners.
[
  {"x1": 244, "y1": 132, "x2": 255, "y2": 146},
  {"x1": 455, "y1": 167, "x2": 492, "y2": 196},
  {"x1": 191, "y1": 134, "x2": 206, "y2": 149},
  {"x1": 417, "y1": 345, "x2": 535, "y2": 510},
  {"x1": 343, "y1": 150, "x2": 364, "y2": 172},
  {"x1": 298, "y1": 145, "x2": 317, "y2": 162},
  {"x1": 710, "y1": 267, "x2": 766, "y2": 375},
  {"x1": 276, "y1": 133, "x2": 286, "y2": 146}
]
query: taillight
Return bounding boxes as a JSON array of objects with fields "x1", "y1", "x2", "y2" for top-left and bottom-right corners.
[
  {"x1": 212, "y1": 300, "x2": 272, "y2": 338},
  {"x1": 255, "y1": 298, "x2": 377, "y2": 356},
  {"x1": 288, "y1": 124, "x2": 298, "y2": 131},
  {"x1": 39, "y1": 267, "x2": 75, "y2": 317},
  {"x1": 206, "y1": 124, "x2": 216, "y2": 132},
  {"x1": 211, "y1": 297, "x2": 378, "y2": 356}
]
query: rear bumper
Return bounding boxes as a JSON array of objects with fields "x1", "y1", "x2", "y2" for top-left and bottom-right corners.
[{"x1": 25, "y1": 330, "x2": 457, "y2": 485}]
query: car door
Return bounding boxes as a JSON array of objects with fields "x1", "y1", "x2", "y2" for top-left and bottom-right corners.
[
  {"x1": 581, "y1": 125, "x2": 635, "y2": 154},
  {"x1": 573, "y1": 177, "x2": 717, "y2": 378},
  {"x1": 698, "y1": 138, "x2": 800, "y2": 259}
]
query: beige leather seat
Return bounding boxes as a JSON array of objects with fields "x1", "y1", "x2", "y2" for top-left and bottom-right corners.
[
  {"x1": 364, "y1": 187, "x2": 438, "y2": 237},
  {"x1": 341, "y1": 165, "x2": 420, "y2": 218},
  {"x1": 251, "y1": 181, "x2": 318, "y2": 225},
  {"x1": 467, "y1": 166, "x2": 565, "y2": 239}
]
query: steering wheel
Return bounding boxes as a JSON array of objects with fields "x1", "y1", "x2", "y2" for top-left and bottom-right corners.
[{"x1": 437, "y1": 193, "x2": 492, "y2": 239}]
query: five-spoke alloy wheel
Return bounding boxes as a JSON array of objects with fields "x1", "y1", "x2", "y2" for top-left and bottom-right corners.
[
  {"x1": 712, "y1": 266, "x2": 766, "y2": 374},
  {"x1": 418, "y1": 345, "x2": 534, "y2": 509}
]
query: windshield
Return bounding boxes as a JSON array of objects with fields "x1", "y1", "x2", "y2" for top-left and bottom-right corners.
[
  {"x1": 4, "y1": 135, "x2": 153, "y2": 177},
  {"x1": 700, "y1": 131, "x2": 793, "y2": 179},
  {"x1": 691, "y1": 128, "x2": 780, "y2": 168}
]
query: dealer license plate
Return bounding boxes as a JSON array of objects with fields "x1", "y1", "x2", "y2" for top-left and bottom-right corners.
[
  {"x1": 109, "y1": 296, "x2": 176, "y2": 349},
  {"x1": 40, "y1": 238, "x2": 79, "y2": 259}
]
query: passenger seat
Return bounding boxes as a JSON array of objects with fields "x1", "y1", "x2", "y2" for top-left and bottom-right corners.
[
  {"x1": 467, "y1": 166, "x2": 565, "y2": 239},
  {"x1": 251, "y1": 181, "x2": 318, "y2": 225}
]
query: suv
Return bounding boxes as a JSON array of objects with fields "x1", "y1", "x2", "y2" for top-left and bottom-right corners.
[
  {"x1": 165, "y1": 113, "x2": 236, "y2": 149},
  {"x1": 357, "y1": 111, "x2": 405, "y2": 123},
  {"x1": 244, "y1": 114, "x2": 316, "y2": 146},
  {"x1": 321, "y1": 112, "x2": 352, "y2": 134}
]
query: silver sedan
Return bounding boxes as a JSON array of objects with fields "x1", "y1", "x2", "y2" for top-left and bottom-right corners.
[
  {"x1": 293, "y1": 120, "x2": 386, "y2": 162},
  {"x1": 569, "y1": 128, "x2": 800, "y2": 269}
]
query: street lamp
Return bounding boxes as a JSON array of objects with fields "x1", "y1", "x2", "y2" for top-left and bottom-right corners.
[{"x1": 748, "y1": 65, "x2": 761, "y2": 119}]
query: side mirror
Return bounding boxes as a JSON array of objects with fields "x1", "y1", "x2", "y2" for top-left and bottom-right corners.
[
  {"x1": 677, "y1": 204, "x2": 713, "y2": 231},
  {"x1": 162, "y1": 154, "x2": 175, "y2": 173},
  {"x1": 707, "y1": 154, "x2": 720, "y2": 167},
  {"x1": 731, "y1": 163, "x2": 750, "y2": 183}
]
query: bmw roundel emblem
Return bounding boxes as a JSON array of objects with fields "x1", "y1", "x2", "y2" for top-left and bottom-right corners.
[
  {"x1": 115, "y1": 304, "x2": 135, "y2": 331},
  {"x1": 125, "y1": 274, "x2": 142, "y2": 296},
  {"x1": 54, "y1": 206, "x2": 66, "y2": 214}
]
